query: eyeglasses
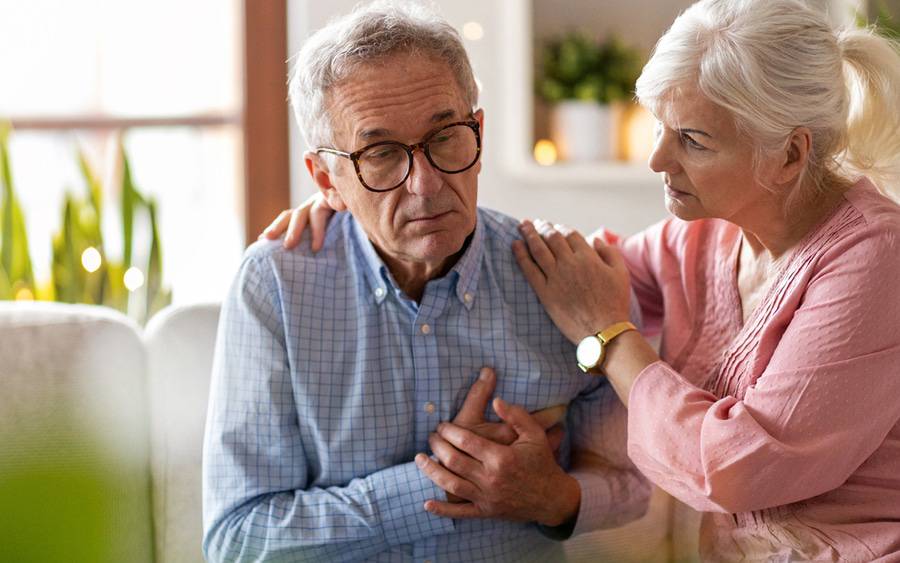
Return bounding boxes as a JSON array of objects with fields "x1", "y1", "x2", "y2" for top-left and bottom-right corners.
[{"x1": 315, "y1": 120, "x2": 482, "y2": 193}]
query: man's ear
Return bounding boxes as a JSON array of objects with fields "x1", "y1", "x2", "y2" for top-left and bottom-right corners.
[
  {"x1": 304, "y1": 151, "x2": 348, "y2": 211},
  {"x1": 473, "y1": 108, "x2": 485, "y2": 174},
  {"x1": 775, "y1": 126, "x2": 812, "y2": 186}
]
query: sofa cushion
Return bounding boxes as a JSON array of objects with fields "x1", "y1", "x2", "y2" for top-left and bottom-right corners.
[{"x1": 144, "y1": 303, "x2": 220, "y2": 563}]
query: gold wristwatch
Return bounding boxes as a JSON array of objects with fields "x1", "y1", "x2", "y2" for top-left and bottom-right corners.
[{"x1": 576, "y1": 321, "x2": 637, "y2": 374}]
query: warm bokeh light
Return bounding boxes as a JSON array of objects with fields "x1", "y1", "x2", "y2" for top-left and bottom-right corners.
[
  {"x1": 533, "y1": 139, "x2": 558, "y2": 166},
  {"x1": 462, "y1": 21, "x2": 484, "y2": 41},
  {"x1": 623, "y1": 105, "x2": 658, "y2": 163},
  {"x1": 123, "y1": 267, "x2": 145, "y2": 292},
  {"x1": 15, "y1": 287, "x2": 34, "y2": 301},
  {"x1": 81, "y1": 247, "x2": 102, "y2": 273}
]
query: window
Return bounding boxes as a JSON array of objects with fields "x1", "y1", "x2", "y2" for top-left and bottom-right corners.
[{"x1": 1, "y1": 0, "x2": 289, "y2": 306}]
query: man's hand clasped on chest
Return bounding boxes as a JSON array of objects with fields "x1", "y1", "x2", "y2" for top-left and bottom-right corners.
[{"x1": 414, "y1": 367, "x2": 582, "y2": 528}]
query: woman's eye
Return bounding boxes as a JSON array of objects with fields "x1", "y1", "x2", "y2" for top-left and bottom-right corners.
[{"x1": 681, "y1": 133, "x2": 706, "y2": 150}]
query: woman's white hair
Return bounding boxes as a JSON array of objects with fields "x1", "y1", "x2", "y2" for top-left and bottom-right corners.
[
  {"x1": 288, "y1": 0, "x2": 479, "y2": 150},
  {"x1": 636, "y1": 0, "x2": 900, "y2": 200}
]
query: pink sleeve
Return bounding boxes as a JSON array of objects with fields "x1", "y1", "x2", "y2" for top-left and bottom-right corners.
[
  {"x1": 620, "y1": 220, "x2": 676, "y2": 338},
  {"x1": 627, "y1": 229, "x2": 900, "y2": 514}
]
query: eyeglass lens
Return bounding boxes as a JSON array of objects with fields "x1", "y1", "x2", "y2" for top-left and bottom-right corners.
[{"x1": 356, "y1": 123, "x2": 478, "y2": 191}]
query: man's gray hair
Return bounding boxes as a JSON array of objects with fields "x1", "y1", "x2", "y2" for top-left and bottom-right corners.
[{"x1": 288, "y1": 0, "x2": 479, "y2": 150}]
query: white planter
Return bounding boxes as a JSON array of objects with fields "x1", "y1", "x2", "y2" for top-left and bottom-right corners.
[{"x1": 550, "y1": 100, "x2": 616, "y2": 162}]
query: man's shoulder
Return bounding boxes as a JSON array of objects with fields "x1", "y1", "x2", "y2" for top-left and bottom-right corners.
[
  {"x1": 477, "y1": 206, "x2": 522, "y2": 246},
  {"x1": 242, "y1": 212, "x2": 352, "y2": 266},
  {"x1": 237, "y1": 212, "x2": 353, "y2": 294}
]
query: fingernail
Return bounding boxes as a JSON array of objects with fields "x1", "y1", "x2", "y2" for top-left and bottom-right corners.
[
  {"x1": 437, "y1": 423, "x2": 447, "y2": 433},
  {"x1": 479, "y1": 367, "x2": 492, "y2": 381},
  {"x1": 415, "y1": 453, "x2": 427, "y2": 468}
]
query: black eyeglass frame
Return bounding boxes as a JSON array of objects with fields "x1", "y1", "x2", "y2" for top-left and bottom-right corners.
[{"x1": 314, "y1": 120, "x2": 482, "y2": 193}]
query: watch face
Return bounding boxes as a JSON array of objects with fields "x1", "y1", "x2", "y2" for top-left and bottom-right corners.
[{"x1": 576, "y1": 336, "x2": 603, "y2": 368}]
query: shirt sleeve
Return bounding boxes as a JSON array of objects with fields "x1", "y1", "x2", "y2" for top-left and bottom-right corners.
[
  {"x1": 561, "y1": 377, "x2": 652, "y2": 538},
  {"x1": 202, "y1": 252, "x2": 454, "y2": 563},
  {"x1": 626, "y1": 229, "x2": 900, "y2": 514}
]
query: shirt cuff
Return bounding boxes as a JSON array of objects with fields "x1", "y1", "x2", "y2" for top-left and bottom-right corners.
[
  {"x1": 567, "y1": 471, "x2": 607, "y2": 537},
  {"x1": 367, "y1": 460, "x2": 456, "y2": 546}
]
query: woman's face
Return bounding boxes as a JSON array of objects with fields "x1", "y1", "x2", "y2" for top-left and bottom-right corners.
[{"x1": 647, "y1": 87, "x2": 776, "y2": 224}]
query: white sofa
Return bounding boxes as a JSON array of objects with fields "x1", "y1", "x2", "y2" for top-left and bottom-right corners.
[{"x1": 0, "y1": 301, "x2": 700, "y2": 563}]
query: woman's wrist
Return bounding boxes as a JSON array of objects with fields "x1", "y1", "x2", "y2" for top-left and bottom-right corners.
[{"x1": 602, "y1": 330, "x2": 659, "y2": 407}]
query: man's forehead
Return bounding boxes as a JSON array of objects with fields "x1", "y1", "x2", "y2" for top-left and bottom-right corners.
[
  {"x1": 327, "y1": 54, "x2": 469, "y2": 144},
  {"x1": 355, "y1": 108, "x2": 461, "y2": 142}
]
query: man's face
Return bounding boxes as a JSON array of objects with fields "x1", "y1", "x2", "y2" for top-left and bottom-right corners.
[{"x1": 308, "y1": 53, "x2": 482, "y2": 272}]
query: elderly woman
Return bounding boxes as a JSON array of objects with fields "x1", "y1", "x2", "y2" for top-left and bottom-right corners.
[{"x1": 264, "y1": 0, "x2": 900, "y2": 559}]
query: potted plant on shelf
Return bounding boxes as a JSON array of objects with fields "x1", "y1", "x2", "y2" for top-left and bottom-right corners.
[{"x1": 538, "y1": 32, "x2": 642, "y2": 162}]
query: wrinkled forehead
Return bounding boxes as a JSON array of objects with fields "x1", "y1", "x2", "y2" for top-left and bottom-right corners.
[
  {"x1": 647, "y1": 85, "x2": 735, "y2": 133},
  {"x1": 326, "y1": 53, "x2": 470, "y2": 145}
]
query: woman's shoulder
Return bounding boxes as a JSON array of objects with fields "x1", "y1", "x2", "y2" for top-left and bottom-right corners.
[
  {"x1": 626, "y1": 215, "x2": 738, "y2": 265},
  {"x1": 843, "y1": 177, "x2": 900, "y2": 233}
]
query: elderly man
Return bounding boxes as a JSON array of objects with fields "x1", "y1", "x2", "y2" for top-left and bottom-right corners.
[{"x1": 202, "y1": 2, "x2": 649, "y2": 561}]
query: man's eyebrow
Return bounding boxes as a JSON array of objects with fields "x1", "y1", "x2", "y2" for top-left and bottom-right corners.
[
  {"x1": 431, "y1": 109, "x2": 457, "y2": 123},
  {"x1": 358, "y1": 127, "x2": 391, "y2": 141}
]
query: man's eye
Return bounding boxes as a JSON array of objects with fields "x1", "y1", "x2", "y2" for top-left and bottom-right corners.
[{"x1": 367, "y1": 148, "x2": 400, "y2": 160}]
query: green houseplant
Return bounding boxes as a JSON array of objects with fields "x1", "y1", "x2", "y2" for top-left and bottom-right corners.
[
  {"x1": 0, "y1": 125, "x2": 170, "y2": 324},
  {"x1": 537, "y1": 32, "x2": 642, "y2": 162}
]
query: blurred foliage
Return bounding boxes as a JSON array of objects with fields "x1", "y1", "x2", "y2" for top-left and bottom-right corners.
[
  {"x1": 857, "y1": 0, "x2": 900, "y2": 38},
  {"x1": 0, "y1": 425, "x2": 154, "y2": 563},
  {"x1": 537, "y1": 32, "x2": 643, "y2": 105},
  {"x1": 0, "y1": 124, "x2": 35, "y2": 301},
  {"x1": 0, "y1": 125, "x2": 170, "y2": 324}
]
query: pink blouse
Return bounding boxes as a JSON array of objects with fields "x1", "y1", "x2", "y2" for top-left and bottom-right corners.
[{"x1": 622, "y1": 178, "x2": 900, "y2": 562}]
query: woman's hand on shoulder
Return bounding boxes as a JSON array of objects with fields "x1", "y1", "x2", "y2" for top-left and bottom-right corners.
[
  {"x1": 258, "y1": 192, "x2": 335, "y2": 252},
  {"x1": 513, "y1": 219, "x2": 631, "y2": 344}
]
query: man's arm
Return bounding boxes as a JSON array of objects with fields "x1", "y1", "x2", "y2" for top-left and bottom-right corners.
[{"x1": 201, "y1": 251, "x2": 454, "y2": 563}]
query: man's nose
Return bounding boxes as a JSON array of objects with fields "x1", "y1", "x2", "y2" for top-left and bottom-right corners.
[{"x1": 406, "y1": 149, "x2": 443, "y2": 196}]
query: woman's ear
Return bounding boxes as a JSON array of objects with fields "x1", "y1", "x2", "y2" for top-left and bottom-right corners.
[
  {"x1": 776, "y1": 127, "x2": 812, "y2": 186},
  {"x1": 304, "y1": 151, "x2": 348, "y2": 211}
]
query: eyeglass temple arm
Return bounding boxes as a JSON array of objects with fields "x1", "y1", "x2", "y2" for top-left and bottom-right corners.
[{"x1": 314, "y1": 148, "x2": 351, "y2": 158}]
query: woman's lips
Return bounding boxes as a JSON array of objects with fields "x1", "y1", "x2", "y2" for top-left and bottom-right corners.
[{"x1": 664, "y1": 184, "x2": 692, "y2": 198}]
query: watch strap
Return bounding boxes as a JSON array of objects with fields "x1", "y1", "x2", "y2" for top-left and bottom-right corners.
[{"x1": 597, "y1": 321, "x2": 637, "y2": 345}]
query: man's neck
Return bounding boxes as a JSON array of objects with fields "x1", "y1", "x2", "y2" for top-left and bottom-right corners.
[{"x1": 376, "y1": 234, "x2": 473, "y2": 303}]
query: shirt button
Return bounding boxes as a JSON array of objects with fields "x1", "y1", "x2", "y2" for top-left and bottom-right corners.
[
  {"x1": 374, "y1": 287, "x2": 385, "y2": 298},
  {"x1": 463, "y1": 292, "x2": 473, "y2": 303},
  {"x1": 424, "y1": 402, "x2": 436, "y2": 414},
  {"x1": 420, "y1": 323, "x2": 431, "y2": 335}
]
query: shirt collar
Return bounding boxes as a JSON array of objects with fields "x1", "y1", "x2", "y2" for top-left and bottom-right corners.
[{"x1": 348, "y1": 213, "x2": 484, "y2": 310}]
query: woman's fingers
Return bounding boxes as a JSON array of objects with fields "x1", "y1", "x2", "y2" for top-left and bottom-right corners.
[
  {"x1": 534, "y1": 219, "x2": 573, "y2": 258},
  {"x1": 592, "y1": 237, "x2": 626, "y2": 269},
  {"x1": 283, "y1": 207, "x2": 309, "y2": 249},
  {"x1": 259, "y1": 209, "x2": 292, "y2": 240},
  {"x1": 512, "y1": 239, "x2": 548, "y2": 292},
  {"x1": 309, "y1": 196, "x2": 334, "y2": 253},
  {"x1": 517, "y1": 220, "x2": 559, "y2": 274}
]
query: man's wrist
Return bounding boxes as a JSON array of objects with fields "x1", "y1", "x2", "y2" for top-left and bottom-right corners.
[{"x1": 539, "y1": 473, "x2": 581, "y2": 527}]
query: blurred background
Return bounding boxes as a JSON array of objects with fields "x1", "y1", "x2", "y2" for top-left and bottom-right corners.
[
  {"x1": 1, "y1": 0, "x2": 894, "y2": 316},
  {"x1": 1, "y1": 1, "x2": 897, "y2": 563}
]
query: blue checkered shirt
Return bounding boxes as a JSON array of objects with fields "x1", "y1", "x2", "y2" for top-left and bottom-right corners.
[{"x1": 202, "y1": 208, "x2": 650, "y2": 562}]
